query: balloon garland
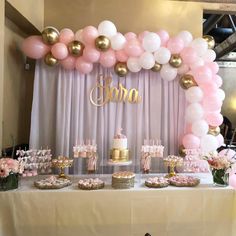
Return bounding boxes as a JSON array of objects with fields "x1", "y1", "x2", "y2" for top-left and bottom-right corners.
[{"x1": 21, "y1": 20, "x2": 224, "y2": 153}]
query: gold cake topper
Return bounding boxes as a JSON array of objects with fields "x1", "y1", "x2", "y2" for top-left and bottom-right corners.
[{"x1": 90, "y1": 75, "x2": 142, "y2": 107}]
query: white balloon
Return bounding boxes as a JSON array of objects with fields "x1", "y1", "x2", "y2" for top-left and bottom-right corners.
[
  {"x1": 139, "y1": 52, "x2": 155, "y2": 69},
  {"x1": 142, "y1": 32, "x2": 161, "y2": 52},
  {"x1": 200, "y1": 134, "x2": 218, "y2": 153},
  {"x1": 111, "y1": 33, "x2": 126, "y2": 50},
  {"x1": 192, "y1": 120, "x2": 209, "y2": 137},
  {"x1": 154, "y1": 47, "x2": 171, "y2": 64},
  {"x1": 74, "y1": 29, "x2": 83, "y2": 42},
  {"x1": 202, "y1": 49, "x2": 216, "y2": 62},
  {"x1": 127, "y1": 57, "x2": 141, "y2": 72},
  {"x1": 185, "y1": 103, "x2": 204, "y2": 123},
  {"x1": 217, "y1": 88, "x2": 225, "y2": 101},
  {"x1": 98, "y1": 20, "x2": 117, "y2": 38},
  {"x1": 177, "y1": 31, "x2": 193, "y2": 46},
  {"x1": 160, "y1": 64, "x2": 177, "y2": 81},
  {"x1": 185, "y1": 86, "x2": 203, "y2": 103},
  {"x1": 190, "y1": 38, "x2": 208, "y2": 56},
  {"x1": 189, "y1": 57, "x2": 204, "y2": 70}
]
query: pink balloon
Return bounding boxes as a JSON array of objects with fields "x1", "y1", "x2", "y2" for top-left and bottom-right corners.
[
  {"x1": 177, "y1": 64, "x2": 189, "y2": 75},
  {"x1": 205, "y1": 112, "x2": 223, "y2": 126},
  {"x1": 51, "y1": 42, "x2": 68, "y2": 60},
  {"x1": 156, "y1": 30, "x2": 169, "y2": 46},
  {"x1": 193, "y1": 65, "x2": 212, "y2": 84},
  {"x1": 200, "y1": 82, "x2": 217, "y2": 96},
  {"x1": 115, "y1": 50, "x2": 128, "y2": 62},
  {"x1": 180, "y1": 47, "x2": 197, "y2": 64},
  {"x1": 75, "y1": 57, "x2": 93, "y2": 74},
  {"x1": 182, "y1": 134, "x2": 200, "y2": 149},
  {"x1": 83, "y1": 46, "x2": 100, "y2": 63},
  {"x1": 219, "y1": 149, "x2": 236, "y2": 159},
  {"x1": 167, "y1": 36, "x2": 184, "y2": 54},
  {"x1": 213, "y1": 74, "x2": 223, "y2": 88},
  {"x1": 124, "y1": 32, "x2": 137, "y2": 41},
  {"x1": 59, "y1": 28, "x2": 74, "y2": 44},
  {"x1": 82, "y1": 26, "x2": 98, "y2": 45},
  {"x1": 216, "y1": 133, "x2": 224, "y2": 147},
  {"x1": 124, "y1": 39, "x2": 143, "y2": 57},
  {"x1": 229, "y1": 174, "x2": 236, "y2": 188},
  {"x1": 21, "y1": 36, "x2": 50, "y2": 59},
  {"x1": 202, "y1": 94, "x2": 222, "y2": 112},
  {"x1": 138, "y1": 31, "x2": 149, "y2": 42},
  {"x1": 206, "y1": 62, "x2": 219, "y2": 74},
  {"x1": 99, "y1": 50, "x2": 116, "y2": 68},
  {"x1": 60, "y1": 55, "x2": 76, "y2": 70}
]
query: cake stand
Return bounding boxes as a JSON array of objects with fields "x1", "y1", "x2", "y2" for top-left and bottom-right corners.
[
  {"x1": 163, "y1": 155, "x2": 183, "y2": 178},
  {"x1": 52, "y1": 156, "x2": 73, "y2": 179}
]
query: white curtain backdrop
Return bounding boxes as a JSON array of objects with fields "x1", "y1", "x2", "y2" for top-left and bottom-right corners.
[{"x1": 30, "y1": 60, "x2": 186, "y2": 173}]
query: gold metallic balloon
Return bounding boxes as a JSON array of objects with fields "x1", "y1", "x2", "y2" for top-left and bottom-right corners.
[
  {"x1": 95, "y1": 35, "x2": 111, "y2": 51},
  {"x1": 169, "y1": 54, "x2": 182, "y2": 68},
  {"x1": 41, "y1": 27, "x2": 59, "y2": 45},
  {"x1": 114, "y1": 62, "x2": 128, "y2": 77},
  {"x1": 179, "y1": 74, "x2": 197, "y2": 90},
  {"x1": 208, "y1": 126, "x2": 221, "y2": 136},
  {"x1": 68, "y1": 40, "x2": 85, "y2": 56},
  {"x1": 44, "y1": 52, "x2": 58, "y2": 66},
  {"x1": 179, "y1": 145, "x2": 186, "y2": 157},
  {"x1": 151, "y1": 62, "x2": 162, "y2": 72},
  {"x1": 203, "y1": 35, "x2": 215, "y2": 49}
]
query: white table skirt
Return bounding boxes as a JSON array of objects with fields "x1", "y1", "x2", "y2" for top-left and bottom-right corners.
[{"x1": 0, "y1": 174, "x2": 236, "y2": 236}]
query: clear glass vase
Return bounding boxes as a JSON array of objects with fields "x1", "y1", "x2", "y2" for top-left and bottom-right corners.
[{"x1": 212, "y1": 168, "x2": 229, "y2": 187}]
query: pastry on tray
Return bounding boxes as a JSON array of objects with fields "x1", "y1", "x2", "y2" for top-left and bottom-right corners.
[
  {"x1": 78, "y1": 178, "x2": 105, "y2": 190},
  {"x1": 34, "y1": 176, "x2": 72, "y2": 189},
  {"x1": 145, "y1": 176, "x2": 169, "y2": 188},
  {"x1": 169, "y1": 175, "x2": 200, "y2": 187}
]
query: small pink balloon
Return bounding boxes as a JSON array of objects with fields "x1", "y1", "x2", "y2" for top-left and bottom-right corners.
[
  {"x1": 177, "y1": 64, "x2": 189, "y2": 75},
  {"x1": 82, "y1": 26, "x2": 98, "y2": 45},
  {"x1": 83, "y1": 46, "x2": 100, "y2": 63},
  {"x1": 206, "y1": 62, "x2": 219, "y2": 74},
  {"x1": 182, "y1": 134, "x2": 200, "y2": 149},
  {"x1": 115, "y1": 50, "x2": 128, "y2": 62},
  {"x1": 124, "y1": 39, "x2": 143, "y2": 57},
  {"x1": 205, "y1": 112, "x2": 223, "y2": 126},
  {"x1": 202, "y1": 94, "x2": 222, "y2": 112},
  {"x1": 200, "y1": 82, "x2": 217, "y2": 96},
  {"x1": 180, "y1": 47, "x2": 197, "y2": 64},
  {"x1": 219, "y1": 149, "x2": 236, "y2": 159},
  {"x1": 75, "y1": 57, "x2": 93, "y2": 74},
  {"x1": 21, "y1": 36, "x2": 50, "y2": 59},
  {"x1": 229, "y1": 174, "x2": 236, "y2": 188},
  {"x1": 156, "y1": 30, "x2": 169, "y2": 46},
  {"x1": 193, "y1": 65, "x2": 212, "y2": 84},
  {"x1": 213, "y1": 74, "x2": 223, "y2": 88},
  {"x1": 124, "y1": 32, "x2": 137, "y2": 41},
  {"x1": 216, "y1": 133, "x2": 224, "y2": 147},
  {"x1": 60, "y1": 55, "x2": 76, "y2": 70},
  {"x1": 59, "y1": 28, "x2": 74, "y2": 44},
  {"x1": 167, "y1": 36, "x2": 184, "y2": 54},
  {"x1": 51, "y1": 42, "x2": 68, "y2": 60},
  {"x1": 99, "y1": 49, "x2": 116, "y2": 68},
  {"x1": 138, "y1": 31, "x2": 149, "y2": 42}
]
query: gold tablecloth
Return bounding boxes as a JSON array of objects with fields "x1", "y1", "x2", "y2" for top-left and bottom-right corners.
[{"x1": 0, "y1": 174, "x2": 235, "y2": 236}]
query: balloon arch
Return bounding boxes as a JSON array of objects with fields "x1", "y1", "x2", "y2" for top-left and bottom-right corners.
[{"x1": 21, "y1": 20, "x2": 225, "y2": 154}]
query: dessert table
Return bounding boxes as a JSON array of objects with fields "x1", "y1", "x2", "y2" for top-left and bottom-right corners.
[{"x1": 0, "y1": 174, "x2": 236, "y2": 236}]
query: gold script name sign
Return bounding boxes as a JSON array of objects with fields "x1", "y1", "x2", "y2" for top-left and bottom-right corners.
[{"x1": 90, "y1": 75, "x2": 141, "y2": 107}]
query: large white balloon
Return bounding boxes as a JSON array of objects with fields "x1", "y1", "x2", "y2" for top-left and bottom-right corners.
[
  {"x1": 200, "y1": 134, "x2": 218, "y2": 153},
  {"x1": 127, "y1": 57, "x2": 141, "y2": 72},
  {"x1": 74, "y1": 29, "x2": 83, "y2": 42},
  {"x1": 139, "y1": 52, "x2": 155, "y2": 69},
  {"x1": 185, "y1": 86, "x2": 203, "y2": 103},
  {"x1": 217, "y1": 88, "x2": 225, "y2": 101},
  {"x1": 191, "y1": 120, "x2": 209, "y2": 137},
  {"x1": 177, "y1": 31, "x2": 193, "y2": 46},
  {"x1": 154, "y1": 47, "x2": 171, "y2": 64},
  {"x1": 111, "y1": 33, "x2": 126, "y2": 50},
  {"x1": 190, "y1": 38, "x2": 208, "y2": 56},
  {"x1": 160, "y1": 64, "x2": 177, "y2": 81},
  {"x1": 185, "y1": 103, "x2": 204, "y2": 123},
  {"x1": 202, "y1": 49, "x2": 216, "y2": 62},
  {"x1": 142, "y1": 32, "x2": 161, "y2": 52},
  {"x1": 98, "y1": 20, "x2": 117, "y2": 38}
]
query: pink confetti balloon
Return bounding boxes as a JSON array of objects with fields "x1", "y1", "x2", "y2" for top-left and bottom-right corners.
[
  {"x1": 202, "y1": 94, "x2": 222, "y2": 112},
  {"x1": 82, "y1": 26, "x2": 98, "y2": 45},
  {"x1": 59, "y1": 28, "x2": 74, "y2": 44},
  {"x1": 182, "y1": 134, "x2": 200, "y2": 149},
  {"x1": 83, "y1": 46, "x2": 100, "y2": 63},
  {"x1": 124, "y1": 32, "x2": 137, "y2": 41},
  {"x1": 156, "y1": 30, "x2": 169, "y2": 46},
  {"x1": 193, "y1": 65, "x2": 212, "y2": 84},
  {"x1": 99, "y1": 50, "x2": 116, "y2": 68},
  {"x1": 75, "y1": 57, "x2": 93, "y2": 74},
  {"x1": 124, "y1": 39, "x2": 143, "y2": 57},
  {"x1": 61, "y1": 56, "x2": 76, "y2": 70},
  {"x1": 167, "y1": 36, "x2": 184, "y2": 54},
  {"x1": 205, "y1": 112, "x2": 223, "y2": 126},
  {"x1": 115, "y1": 50, "x2": 128, "y2": 62},
  {"x1": 200, "y1": 82, "x2": 218, "y2": 96},
  {"x1": 51, "y1": 42, "x2": 68, "y2": 60},
  {"x1": 180, "y1": 47, "x2": 197, "y2": 64},
  {"x1": 21, "y1": 36, "x2": 50, "y2": 59}
]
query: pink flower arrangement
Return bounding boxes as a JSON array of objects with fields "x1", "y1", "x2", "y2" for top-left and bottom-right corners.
[{"x1": 0, "y1": 158, "x2": 24, "y2": 178}]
